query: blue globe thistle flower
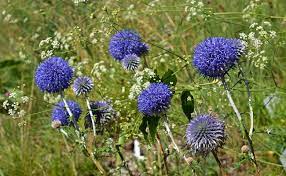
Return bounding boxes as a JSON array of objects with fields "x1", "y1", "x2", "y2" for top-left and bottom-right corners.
[
  {"x1": 35, "y1": 57, "x2": 73, "y2": 93},
  {"x1": 109, "y1": 29, "x2": 149, "y2": 61},
  {"x1": 122, "y1": 54, "x2": 140, "y2": 71},
  {"x1": 193, "y1": 37, "x2": 245, "y2": 78},
  {"x1": 186, "y1": 114, "x2": 226, "y2": 156},
  {"x1": 72, "y1": 76, "x2": 94, "y2": 96},
  {"x1": 51, "y1": 100, "x2": 82, "y2": 127},
  {"x1": 137, "y1": 83, "x2": 172, "y2": 116},
  {"x1": 85, "y1": 100, "x2": 116, "y2": 128}
]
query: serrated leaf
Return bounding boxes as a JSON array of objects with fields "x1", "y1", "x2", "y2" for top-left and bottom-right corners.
[
  {"x1": 161, "y1": 69, "x2": 177, "y2": 87},
  {"x1": 181, "y1": 90, "x2": 194, "y2": 120},
  {"x1": 147, "y1": 116, "x2": 161, "y2": 143},
  {"x1": 0, "y1": 60, "x2": 22, "y2": 69}
]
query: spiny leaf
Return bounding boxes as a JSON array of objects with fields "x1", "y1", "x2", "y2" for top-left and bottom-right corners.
[{"x1": 139, "y1": 116, "x2": 149, "y2": 141}]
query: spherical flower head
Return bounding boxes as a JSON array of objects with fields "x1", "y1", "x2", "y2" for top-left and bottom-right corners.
[
  {"x1": 35, "y1": 57, "x2": 73, "y2": 93},
  {"x1": 85, "y1": 100, "x2": 116, "y2": 128},
  {"x1": 122, "y1": 54, "x2": 140, "y2": 71},
  {"x1": 137, "y1": 83, "x2": 172, "y2": 116},
  {"x1": 72, "y1": 76, "x2": 94, "y2": 96},
  {"x1": 186, "y1": 114, "x2": 226, "y2": 156},
  {"x1": 51, "y1": 100, "x2": 82, "y2": 126},
  {"x1": 109, "y1": 29, "x2": 149, "y2": 61},
  {"x1": 193, "y1": 37, "x2": 245, "y2": 78}
]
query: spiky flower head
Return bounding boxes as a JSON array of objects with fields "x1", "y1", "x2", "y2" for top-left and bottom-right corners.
[
  {"x1": 193, "y1": 37, "x2": 245, "y2": 78},
  {"x1": 109, "y1": 29, "x2": 149, "y2": 61},
  {"x1": 85, "y1": 100, "x2": 116, "y2": 128},
  {"x1": 35, "y1": 57, "x2": 73, "y2": 93},
  {"x1": 122, "y1": 54, "x2": 140, "y2": 71},
  {"x1": 137, "y1": 83, "x2": 172, "y2": 116},
  {"x1": 72, "y1": 76, "x2": 94, "y2": 96},
  {"x1": 186, "y1": 114, "x2": 226, "y2": 156},
  {"x1": 51, "y1": 100, "x2": 82, "y2": 127}
]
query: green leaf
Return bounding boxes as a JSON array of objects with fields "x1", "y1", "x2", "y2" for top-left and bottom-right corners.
[
  {"x1": 139, "y1": 116, "x2": 149, "y2": 141},
  {"x1": 150, "y1": 69, "x2": 161, "y2": 83},
  {"x1": 0, "y1": 60, "x2": 23, "y2": 69},
  {"x1": 139, "y1": 116, "x2": 161, "y2": 143},
  {"x1": 181, "y1": 90, "x2": 194, "y2": 120},
  {"x1": 147, "y1": 116, "x2": 161, "y2": 143},
  {"x1": 161, "y1": 69, "x2": 177, "y2": 87}
]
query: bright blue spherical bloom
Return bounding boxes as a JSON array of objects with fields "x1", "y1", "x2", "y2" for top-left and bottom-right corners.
[
  {"x1": 122, "y1": 54, "x2": 140, "y2": 71},
  {"x1": 193, "y1": 37, "x2": 245, "y2": 78},
  {"x1": 35, "y1": 57, "x2": 73, "y2": 93},
  {"x1": 137, "y1": 83, "x2": 172, "y2": 116},
  {"x1": 109, "y1": 29, "x2": 149, "y2": 61},
  {"x1": 186, "y1": 114, "x2": 226, "y2": 156},
  {"x1": 85, "y1": 100, "x2": 116, "y2": 128},
  {"x1": 72, "y1": 76, "x2": 94, "y2": 96},
  {"x1": 51, "y1": 100, "x2": 82, "y2": 127}
]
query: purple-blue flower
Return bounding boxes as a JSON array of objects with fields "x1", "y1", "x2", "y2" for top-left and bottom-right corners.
[
  {"x1": 186, "y1": 114, "x2": 226, "y2": 156},
  {"x1": 72, "y1": 76, "x2": 94, "y2": 96},
  {"x1": 109, "y1": 29, "x2": 149, "y2": 61},
  {"x1": 85, "y1": 100, "x2": 116, "y2": 128},
  {"x1": 35, "y1": 57, "x2": 73, "y2": 93},
  {"x1": 193, "y1": 37, "x2": 245, "y2": 78},
  {"x1": 122, "y1": 54, "x2": 140, "y2": 71},
  {"x1": 137, "y1": 83, "x2": 172, "y2": 116},
  {"x1": 51, "y1": 100, "x2": 82, "y2": 127}
]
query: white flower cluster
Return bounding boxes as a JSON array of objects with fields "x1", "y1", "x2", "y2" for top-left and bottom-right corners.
[
  {"x1": 128, "y1": 68, "x2": 155, "y2": 100},
  {"x1": 73, "y1": 0, "x2": 88, "y2": 5},
  {"x1": 239, "y1": 22, "x2": 276, "y2": 69},
  {"x1": 185, "y1": 0, "x2": 208, "y2": 21},
  {"x1": 2, "y1": 88, "x2": 29, "y2": 119},
  {"x1": 43, "y1": 93, "x2": 61, "y2": 104},
  {"x1": 242, "y1": 0, "x2": 261, "y2": 21},
  {"x1": 123, "y1": 4, "x2": 138, "y2": 20},
  {"x1": 39, "y1": 31, "x2": 73, "y2": 59},
  {"x1": 91, "y1": 61, "x2": 108, "y2": 79},
  {"x1": 2, "y1": 10, "x2": 18, "y2": 24}
]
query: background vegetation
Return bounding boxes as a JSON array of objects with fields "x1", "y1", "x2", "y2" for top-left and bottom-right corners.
[{"x1": 0, "y1": 0, "x2": 285, "y2": 175}]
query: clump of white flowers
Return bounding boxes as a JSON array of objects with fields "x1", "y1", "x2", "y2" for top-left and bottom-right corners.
[
  {"x1": 39, "y1": 31, "x2": 73, "y2": 59},
  {"x1": 128, "y1": 68, "x2": 155, "y2": 100},
  {"x1": 185, "y1": 0, "x2": 210, "y2": 21},
  {"x1": 73, "y1": 0, "x2": 88, "y2": 5},
  {"x1": 239, "y1": 21, "x2": 276, "y2": 69},
  {"x1": 2, "y1": 86, "x2": 29, "y2": 119},
  {"x1": 91, "y1": 61, "x2": 108, "y2": 79},
  {"x1": 242, "y1": 0, "x2": 262, "y2": 21}
]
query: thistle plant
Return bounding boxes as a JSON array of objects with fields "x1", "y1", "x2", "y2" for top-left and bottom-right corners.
[
  {"x1": 72, "y1": 76, "x2": 97, "y2": 136},
  {"x1": 193, "y1": 37, "x2": 257, "y2": 165}
]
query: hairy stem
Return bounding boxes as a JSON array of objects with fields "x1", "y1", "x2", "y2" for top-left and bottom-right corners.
[
  {"x1": 221, "y1": 78, "x2": 258, "y2": 167},
  {"x1": 85, "y1": 97, "x2": 97, "y2": 137},
  {"x1": 162, "y1": 116, "x2": 190, "y2": 165},
  {"x1": 238, "y1": 65, "x2": 254, "y2": 138}
]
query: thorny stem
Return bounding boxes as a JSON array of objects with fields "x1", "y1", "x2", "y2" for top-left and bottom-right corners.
[
  {"x1": 86, "y1": 97, "x2": 97, "y2": 137},
  {"x1": 162, "y1": 115, "x2": 190, "y2": 165},
  {"x1": 221, "y1": 78, "x2": 258, "y2": 168},
  {"x1": 156, "y1": 133, "x2": 169, "y2": 175}
]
